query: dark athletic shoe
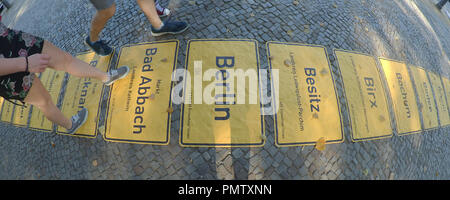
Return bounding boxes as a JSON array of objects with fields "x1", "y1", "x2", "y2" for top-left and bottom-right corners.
[
  {"x1": 85, "y1": 36, "x2": 113, "y2": 56},
  {"x1": 66, "y1": 107, "x2": 88, "y2": 134},
  {"x1": 151, "y1": 20, "x2": 189, "y2": 36},
  {"x1": 104, "y1": 66, "x2": 130, "y2": 86}
]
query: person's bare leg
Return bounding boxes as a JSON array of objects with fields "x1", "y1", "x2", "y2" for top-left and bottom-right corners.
[
  {"x1": 90, "y1": 3, "x2": 116, "y2": 42},
  {"x1": 41, "y1": 41, "x2": 109, "y2": 82},
  {"x1": 24, "y1": 77, "x2": 72, "y2": 129},
  {"x1": 136, "y1": 0, "x2": 163, "y2": 29}
]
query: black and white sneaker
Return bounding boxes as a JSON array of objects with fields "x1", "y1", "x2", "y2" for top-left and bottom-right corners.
[
  {"x1": 85, "y1": 36, "x2": 113, "y2": 56},
  {"x1": 156, "y1": 0, "x2": 170, "y2": 17},
  {"x1": 151, "y1": 20, "x2": 189, "y2": 36},
  {"x1": 66, "y1": 107, "x2": 88, "y2": 134},
  {"x1": 104, "y1": 66, "x2": 130, "y2": 86}
]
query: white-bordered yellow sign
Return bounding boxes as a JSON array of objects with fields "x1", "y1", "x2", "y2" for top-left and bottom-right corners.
[
  {"x1": 179, "y1": 39, "x2": 265, "y2": 147},
  {"x1": 104, "y1": 41, "x2": 178, "y2": 145},
  {"x1": 409, "y1": 66, "x2": 439, "y2": 130},
  {"x1": 11, "y1": 100, "x2": 31, "y2": 127},
  {"x1": 57, "y1": 51, "x2": 114, "y2": 138},
  {"x1": 0, "y1": 98, "x2": 4, "y2": 121},
  {"x1": 29, "y1": 69, "x2": 65, "y2": 132},
  {"x1": 267, "y1": 42, "x2": 343, "y2": 146},
  {"x1": 0, "y1": 99, "x2": 13, "y2": 123},
  {"x1": 428, "y1": 71, "x2": 450, "y2": 127},
  {"x1": 441, "y1": 76, "x2": 450, "y2": 127},
  {"x1": 334, "y1": 50, "x2": 393, "y2": 142},
  {"x1": 379, "y1": 58, "x2": 421, "y2": 135}
]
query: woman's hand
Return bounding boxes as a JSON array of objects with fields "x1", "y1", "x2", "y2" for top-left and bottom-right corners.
[{"x1": 27, "y1": 54, "x2": 50, "y2": 73}]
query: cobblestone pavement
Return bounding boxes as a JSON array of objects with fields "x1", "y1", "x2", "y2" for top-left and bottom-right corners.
[{"x1": 0, "y1": 0, "x2": 449, "y2": 180}]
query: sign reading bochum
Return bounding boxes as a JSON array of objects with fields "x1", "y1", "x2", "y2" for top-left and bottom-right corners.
[
  {"x1": 104, "y1": 41, "x2": 178, "y2": 145},
  {"x1": 379, "y1": 58, "x2": 421, "y2": 135}
]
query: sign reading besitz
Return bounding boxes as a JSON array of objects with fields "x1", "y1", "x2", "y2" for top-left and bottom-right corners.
[
  {"x1": 29, "y1": 69, "x2": 65, "y2": 132},
  {"x1": 428, "y1": 71, "x2": 450, "y2": 126},
  {"x1": 409, "y1": 66, "x2": 438, "y2": 130},
  {"x1": 267, "y1": 42, "x2": 343, "y2": 146},
  {"x1": 57, "y1": 51, "x2": 113, "y2": 138},
  {"x1": 379, "y1": 58, "x2": 421, "y2": 135},
  {"x1": 180, "y1": 39, "x2": 264, "y2": 147},
  {"x1": 334, "y1": 50, "x2": 392, "y2": 142},
  {"x1": 104, "y1": 41, "x2": 178, "y2": 145}
]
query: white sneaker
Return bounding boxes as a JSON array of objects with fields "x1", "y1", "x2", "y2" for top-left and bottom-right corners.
[
  {"x1": 156, "y1": 1, "x2": 171, "y2": 17},
  {"x1": 104, "y1": 66, "x2": 130, "y2": 86},
  {"x1": 66, "y1": 108, "x2": 88, "y2": 134}
]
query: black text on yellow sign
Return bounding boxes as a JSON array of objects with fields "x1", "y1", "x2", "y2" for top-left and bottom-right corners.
[
  {"x1": 10, "y1": 73, "x2": 48, "y2": 127},
  {"x1": 334, "y1": 50, "x2": 393, "y2": 142},
  {"x1": 0, "y1": 98, "x2": 13, "y2": 123},
  {"x1": 11, "y1": 100, "x2": 31, "y2": 127},
  {"x1": 104, "y1": 41, "x2": 178, "y2": 145},
  {"x1": 29, "y1": 69, "x2": 65, "y2": 132},
  {"x1": 57, "y1": 51, "x2": 113, "y2": 138},
  {"x1": 441, "y1": 76, "x2": 450, "y2": 127},
  {"x1": 179, "y1": 39, "x2": 265, "y2": 147},
  {"x1": 0, "y1": 98, "x2": 4, "y2": 122},
  {"x1": 379, "y1": 58, "x2": 421, "y2": 135},
  {"x1": 267, "y1": 42, "x2": 344, "y2": 146},
  {"x1": 409, "y1": 66, "x2": 439, "y2": 130},
  {"x1": 428, "y1": 71, "x2": 450, "y2": 127}
]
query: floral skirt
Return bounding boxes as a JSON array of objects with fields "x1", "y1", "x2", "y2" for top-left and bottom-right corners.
[{"x1": 0, "y1": 23, "x2": 44, "y2": 101}]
